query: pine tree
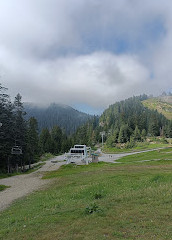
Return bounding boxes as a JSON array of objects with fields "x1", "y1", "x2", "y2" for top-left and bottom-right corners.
[
  {"x1": 0, "y1": 84, "x2": 14, "y2": 172},
  {"x1": 13, "y1": 93, "x2": 27, "y2": 170},
  {"x1": 26, "y1": 117, "x2": 39, "y2": 168},
  {"x1": 51, "y1": 125, "x2": 63, "y2": 154},
  {"x1": 141, "y1": 129, "x2": 147, "y2": 140},
  {"x1": 118, "y1": 124, "x2": 130, "y2": 143},
  {"x1": 133, "y1": 126, "x2": 141, "y2": 141},
  {"x1": 39, "y1": 128, "x2": 52, "y2": 153},
  {"x1": 164, "y1": 121, "x2": 172, "y2": 137}
]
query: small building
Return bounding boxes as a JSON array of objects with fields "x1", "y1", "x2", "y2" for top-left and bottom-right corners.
[{"x1": 92, "y1": 153, "x2": 99, "y2": 163}]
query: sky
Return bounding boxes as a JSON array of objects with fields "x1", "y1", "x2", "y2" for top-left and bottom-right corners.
[{"x1": 0, "y1": 0, "x2": 172, "y2": 114}]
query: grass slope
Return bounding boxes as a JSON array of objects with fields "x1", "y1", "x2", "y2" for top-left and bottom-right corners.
[
  {"x1": 142, "y1": 97, "x2": 172, "y2": 120},
  {"x1": 103, "y1": 142, "x2": 170, "y2": 154},
  {"x1": 0, "y1": 148, "x2": 172, "y2": 239}
]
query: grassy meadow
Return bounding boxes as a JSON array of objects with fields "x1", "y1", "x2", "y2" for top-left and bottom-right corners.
[
  {"x1": 142, "y1": 97, "x2": 172, "y2": 120},
  {"x1": 103, "y1": 139, "x2": 170, "y2": 154},
  {"x1": 0, "y1": 148, "x2": 172, "y2": 239}
]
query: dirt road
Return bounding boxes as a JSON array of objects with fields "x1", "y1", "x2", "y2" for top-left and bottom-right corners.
[{"x1": 0, "y1": 155, "x2": 65, "y2": 211}]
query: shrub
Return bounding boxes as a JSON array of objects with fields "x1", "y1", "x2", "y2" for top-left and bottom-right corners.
[
  {"x1": 85, "y1": 203, "x2": 102, "y2": 214},
  {"x1": 94, "y1": 193, "x2": 103, "y2": 199}
]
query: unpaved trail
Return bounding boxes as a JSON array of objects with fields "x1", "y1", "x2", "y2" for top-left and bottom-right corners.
[
  {"x1": 0, "y1": 155, "x2": 66, "y2": 211},
  {"x1": 98, "y1": 147, "x2": 170, "y2": 163},
  {"x1": 0, "y1": 147, "x2": 169, "y2": 212}
]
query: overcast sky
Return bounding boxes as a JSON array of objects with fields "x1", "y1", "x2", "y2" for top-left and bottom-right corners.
[{"x1": 0, "y1": 0, "x2": 172, "y2": 113}]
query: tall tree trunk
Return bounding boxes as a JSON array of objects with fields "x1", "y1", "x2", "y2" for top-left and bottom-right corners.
[
  {"x1": 7, "y1": 156, "x2": 10, "y2": 174},
  {"x1": 16, "y1": 163, "x2": 18, "y2": 173},
  {"x1": 20, "y1": 158, "x2": 23, "y2": 172},
  {"x1": 23, "y1": 161, "x2": 25, "y2": 172},
  {"x1": 29, "y1": 156, "x2": 31, "y2": 169}
]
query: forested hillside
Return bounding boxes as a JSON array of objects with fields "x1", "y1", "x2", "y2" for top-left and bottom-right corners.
[
  {"x1": 74, "y1": 95, "x2": 172, "y2": 147},
  {"x1": 24, "y1": 103, "x2": 92, "y2": 135},
  {"x1": 142, "y1": 96, "x2": 172, "y2": 120}
]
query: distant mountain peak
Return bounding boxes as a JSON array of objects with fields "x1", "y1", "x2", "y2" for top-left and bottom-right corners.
[{"x1": 24, "y1": 102, "x2": 92, "y2": 135}]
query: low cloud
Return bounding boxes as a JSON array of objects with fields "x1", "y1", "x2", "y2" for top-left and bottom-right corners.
[
  {"x1": 0, "y1": 0, "x2": 172, "y2": 110},
  {"x1": 1, "y1": 51, "x2": 150, "y2": 107}
]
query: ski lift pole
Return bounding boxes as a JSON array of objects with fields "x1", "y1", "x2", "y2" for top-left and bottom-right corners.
[
  {"x1": 102, "y1": 133, "x2": 104, "y2": 147},
  {"x1": 100, "y1": 131, "x2": 105, "y2": 147}
]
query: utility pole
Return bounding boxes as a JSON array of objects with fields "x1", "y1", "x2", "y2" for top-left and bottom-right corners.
[{"x1": 100, "y1": 131, "x2": 105, "y2": 147}]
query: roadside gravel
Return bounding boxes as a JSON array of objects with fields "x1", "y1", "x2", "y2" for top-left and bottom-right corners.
[{"x1": 0, "y1": 155, "x2": 65, "y2": 211}]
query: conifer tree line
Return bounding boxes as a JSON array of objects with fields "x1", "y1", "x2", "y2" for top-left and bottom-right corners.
[
  {"x1": 73, "y1": 116, "x2": 101, "y2": 147},
  {"x1": 73, "y1": 95, "x2": 172, "y2": 147},
  {"x1": 1, "y1": 83, "x2": 172, "y2": 172},
  {"x1": 0, "y1": 84, "x2": 72, "y2": 173}
]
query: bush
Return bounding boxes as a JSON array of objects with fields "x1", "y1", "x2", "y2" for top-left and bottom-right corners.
[
  {"x1": 85, "y1": 203, "x2": 102, "y2": 214},
  {"x1": 94, "y1": 193, "x2": 103, "y2": 199},
  {"x1": 125, "y1": 139, "x2": 136, "y2": 149}
]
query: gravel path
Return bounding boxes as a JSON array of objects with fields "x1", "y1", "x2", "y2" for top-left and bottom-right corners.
[
  {"x1": 0, "y1": 155, "x2": 66, "y2": 211},
  {"x1": 0, "y1": 148, "x2": 168, "y2": 212},
  {"x1": 98, "y1": 148, "x2": 166, "y2": 163}
]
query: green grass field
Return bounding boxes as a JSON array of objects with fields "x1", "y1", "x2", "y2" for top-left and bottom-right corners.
[
  {"x1": 142, "y1": 97, "x2": 172, "y2": 120},
  {"x1": 0, "y1": 148, "x2": 172, "y2": 239},
  {"x1": 103, "y1": 141, "x2": 170, "y2": 154},
  {"x1": 117, "y1": 148, "x2": 172, "y2": 165}
]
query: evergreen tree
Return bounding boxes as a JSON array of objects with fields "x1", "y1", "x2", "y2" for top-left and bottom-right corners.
[
  {"x1": 118, "y1": 124, "x2": 130, "y2": 143},
  {"x1": 133, "y1": 126, "x2": 141, "y2": 141},
  {"x1": 148, "y1": 116, "x2": 159, "y2": 136},
  {"x1": 26, "y1": 117, "x2": 39, "y2": 167},
  {"x1": 0, "y1": 84, "x2": 14, "y2": 171},
  {"x1": 39, "y1": 128, "x2": 52, "y2": 153},
  {"x1": 13, "y1": 93, "x2": 27, "y2": 170},
  {"x1": 13, "y1": 93, "x2": 27, "y2": 147},
  {"x1": 164, "y1": 121, "x2": 172, "y2": 137},
  {"x1": 51, "y1": 125, "x2": 63, "y2": 154},
  {"x1": 141, "y1": 129, "x2": 147, "y2": 140}
]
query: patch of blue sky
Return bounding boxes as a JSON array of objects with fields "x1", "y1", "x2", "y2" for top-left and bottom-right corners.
[
  {"x1": 145, "y1": 17, "x2": 166, "y2": 39},
  {"x1": 134, "y1": 17, "x2": 167, "y2": 50},
  {"x1": 79, "y1": 16, "x2": 167, "y2": 55},
  {"x1": 40, "y1": 16, "x2": 167, "y2": 59},
  {"x1": 73, "y1": 103, "x2": 104, "y2": 115},
  {"x1": 150, "y1": 72, "x2": 155, "y2": 79}
]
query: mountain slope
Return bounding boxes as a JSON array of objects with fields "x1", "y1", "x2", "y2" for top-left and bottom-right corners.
[
  {"x1": 142, "y1": 96, "x2": 172, "y2": 120},
  {"x1": 24, "y1": 103, "x2": 92, "y2": 135},
  {"x1": 73, "y1": 95, "x2": 171, "y2": 147}
]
